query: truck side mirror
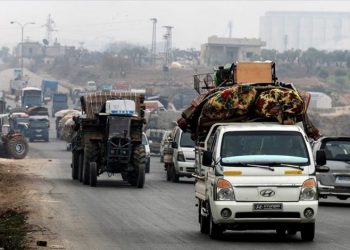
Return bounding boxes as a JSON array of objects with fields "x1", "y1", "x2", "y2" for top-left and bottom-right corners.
[
  {"x1": 202, "y1": 150, "x2": 213, "y2": 166},
  {"x1": 316, "y1": 150, "x2": 326, "y2": 166},
  {"x1": 316, "y1": 165, "x2": 330, "y2": 173},
  {"x1": 172, "y1": 141, "x2": 178, "y2": 149}
]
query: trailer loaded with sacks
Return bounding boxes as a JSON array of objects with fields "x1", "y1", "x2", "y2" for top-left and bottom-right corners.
[{"x1": 70, "y1": 92, "x2": 148, "y2": 188}]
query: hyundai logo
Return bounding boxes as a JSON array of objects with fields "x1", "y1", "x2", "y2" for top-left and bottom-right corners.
[{"x1": 260, "y1": 189, "x2": 275, "y2": 197}]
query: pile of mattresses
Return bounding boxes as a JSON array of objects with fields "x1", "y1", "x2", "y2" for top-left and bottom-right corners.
[
  {"x1": 177, "y1": 82, "x2": 320, "y2": 142},
  {"x1": 27, "y1": 106, "x2": 49, "y2": 116}
]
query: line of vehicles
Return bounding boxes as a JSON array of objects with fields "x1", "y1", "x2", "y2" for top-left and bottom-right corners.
[{"x1": 7, "y1": 65, "x2": 350, "y2": 242}]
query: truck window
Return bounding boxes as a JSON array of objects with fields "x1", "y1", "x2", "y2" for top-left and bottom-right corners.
[
  {"x1": 180, "y1": 132, "x2": 195, "y2": 148},
  {"x1": 220, "y1": 131, "x2": 310, "y2": 166}
]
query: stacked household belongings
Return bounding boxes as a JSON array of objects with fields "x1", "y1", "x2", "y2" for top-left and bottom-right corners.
[{"x1": 178, "y1": 62, "x2": 320, "y2": 142}]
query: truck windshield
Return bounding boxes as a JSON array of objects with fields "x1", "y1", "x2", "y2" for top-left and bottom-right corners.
[
  {"x1": 30, "y1": 120, "x2": 49, "y2": 128},
  {"x1": 15, "y1": 118, "x2": 29, "y2": 124},
  {"x1": 220, "y1": 131, "x2": 310, "y2": 166},
  {"x1": 180, "y1": 132, "x2": 195, "y2": 148},
  {"x1": 109, "y1": 117, "x2": 130, "y2": 137},
  {"x1": 23, "y1": 97, "x2": 41, "y2": 106},
  {"x1": 53, "y1": 96, "x2": 67, "y2": 102}
]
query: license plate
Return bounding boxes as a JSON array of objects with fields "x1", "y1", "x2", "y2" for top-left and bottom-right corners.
[
  {"x1": 36, "y1": 134, "x2": 42, "y2": 137},
  {"x1": 335, "y1": 176, "x2": 350, "y2": 184},
  {"x1": 253, "y1": 203, "x2": 283, "y2": 211}
]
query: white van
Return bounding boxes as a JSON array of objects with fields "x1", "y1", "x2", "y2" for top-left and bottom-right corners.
[
  {"x1": 194, "y1": 122, "x2": 328, "y2": 241},
  {"x1": 86, "y1": 81, "x2": 97, "y2": 92},
  {"x1": 167, "y1": 126, "x2": 195, "y2": 182}
]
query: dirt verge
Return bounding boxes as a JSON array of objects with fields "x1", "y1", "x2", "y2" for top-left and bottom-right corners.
[{"x1": 0, "y1": 159, "x2": 63, "y2": 249}]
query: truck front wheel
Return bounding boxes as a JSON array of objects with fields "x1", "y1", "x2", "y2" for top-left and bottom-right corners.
[
  {"x1": 83, "y1": 143, "x2": 99, "y2": 185},
  {"x1": 209, "y1": 209, "x2": 223, "y2": 239},
  {"x1": 300, "y1": 223, "x2": 315, "y2": 241}
]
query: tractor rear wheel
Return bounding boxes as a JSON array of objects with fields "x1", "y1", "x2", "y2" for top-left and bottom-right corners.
[
  {"x1": 83, "y1": 143, "x2": 99, "y2": 185},
  {"x1": 78, "y1": 152, "x2": 84, "y2": 182},
  {"x1": 71, "y1": 151, "x2": 79, "y2": 180},
  {"x1": 130, "y1": 144, "x2": 146, "y2": 188},
  {"x1": 6, "y1": 136, "x2": 28, "y2": 159}
]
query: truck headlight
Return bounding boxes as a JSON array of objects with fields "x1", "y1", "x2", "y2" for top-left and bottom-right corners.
[
  {"x1": 177, "y1": 151, "x2": 185, "y2": 162},
  {"x1": 216, "y1": 179, "x2": 235, "y2": 201},
  {"x1": 300, "y1": 179, "x2": 317, "y2": 201},
  {"x1": 110, "y1": 149, "x2": 116, "y2": 155}
]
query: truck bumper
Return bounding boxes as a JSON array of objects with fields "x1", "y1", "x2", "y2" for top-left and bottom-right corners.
[{"x1": 210, "y1": 200, "x2": 318, "y2": 226}]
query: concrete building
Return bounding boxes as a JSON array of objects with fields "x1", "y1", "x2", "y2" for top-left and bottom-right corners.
[
  {"x1": 18, "y1": 41, "x2": 74, "y2": 59},
  {"x1": 260, "y1": 11, "x2": 350, "y2": 51},
  {"x1": 200, "y1": 36, "x2": 266, "y2": 65},
  {"x1": 309, "y1": 92, "x2": 332, "y2": 109}
]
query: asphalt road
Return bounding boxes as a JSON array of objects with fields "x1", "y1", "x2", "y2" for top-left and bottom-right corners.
[{"x1": 2, "y1": 74, "x2": 350, "y2": 249}]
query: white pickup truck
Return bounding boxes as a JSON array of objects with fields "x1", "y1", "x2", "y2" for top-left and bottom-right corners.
[{"x1": 194, "y1": 122, "x2": 329, "y2": 241}]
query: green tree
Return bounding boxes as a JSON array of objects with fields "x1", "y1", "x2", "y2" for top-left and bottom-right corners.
[
  {"x1": 299, "y1": 48, "x2": 319, "y2": 73},
  {"x1": 317, "y1": 68, "x2": 329, "y2": 80},
  {"x1": 184, "y1": 48, "x2": 201, "y2": 65},
  {"x1": 102, "y1": 53, "x2": 118, "y2": 78},
  {"x1": 0, "y1": 46, "x2": 10, "y2": 59},
  {"x1": 260, "y1": 49, "x2": 278, "y2": 62}
]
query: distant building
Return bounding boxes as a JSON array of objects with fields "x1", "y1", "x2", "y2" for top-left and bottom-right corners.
[
  {"x1": 260, "y1": 11, "x2": 350, "y2": 51},
  {"x1": 200, "y1": 36, "x2": 266, "y2": 65},
  {"x1": 17, "y1": 41, "x2": 74, "y2": 60},
  {"x1": 309, "y1": 92, "x2": 332, "y2": 109}
]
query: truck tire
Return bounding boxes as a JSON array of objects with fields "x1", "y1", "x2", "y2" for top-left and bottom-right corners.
[
  {"x1": 209, "y1": 207, "x2": 223, "y2": 239},
  {"x1": 171, "y1": 164, "x2": 180, "y2": 183},
  {"x1": 71, "y1": 151, "x2": 79, "y2": 180},
  {"x1": 6, "y1": 136, "x2": 28, "y2": 159},
  {"x1": 45, "y1": 136, "x2": 49, "y2": 142},
  {"x1": 200, "y1": 201, "x2": 210, "y2": 234},
  {"x1": 78, "y1": 152, "x2": 84, "y2": 182},
  {"x1": 83, "y1": 143, "x2": 99, "y2": 185},
  {"x1": 300, "y1": 223, "x2": 315, "y2": 241},
  {"x1": 166, "y1": 164, "x2": 171, "y2": 181},
  {"x1": 90, "y1": 162, "x2": 97, "y2": 187},
  {"x1": 130, "y1": 144, "x2": 146, "y2": 188}
]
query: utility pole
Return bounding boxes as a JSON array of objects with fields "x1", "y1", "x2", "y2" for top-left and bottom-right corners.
[
  {"x1": 283, "y1": 34, "x2": 288, "y2": 51},
  {"x1": 78, "y1": 42, "x2": 85, "y2": 50},
  {"x1": 150, "y1": 18, "x2": 157, "y2": 65},
  {"x1": 10, "y1": 21, "x2": 35, "y2": 79},
  {"x1": 228, "y1": 21, "x2": 233, "y2": 38},
  {"x1": 162, "y1": 26, "x2": 173, "y2": 70},
  {"x1": 44, "y1": 14, "x2": 57, "y2": 45}
]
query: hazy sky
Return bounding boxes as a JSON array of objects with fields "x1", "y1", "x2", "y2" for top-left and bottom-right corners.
[{"x1": 1, "y1": 1, "x2": 350, "y2": 51}]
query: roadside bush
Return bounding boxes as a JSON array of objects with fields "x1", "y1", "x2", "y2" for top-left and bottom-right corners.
[
  {"x1": 335, "y1": 68, "x2": 347, "y2": 77},
  {"x1": 317, "y1": 69, "x2": 329, "y2": 80},
  {"x1": 335, "y1": 77, "x2": 346, "y2": 85}
]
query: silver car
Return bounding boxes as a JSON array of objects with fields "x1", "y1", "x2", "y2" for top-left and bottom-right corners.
[{"x1": 312, "y1": 137, "x2": 350, "y2": 200}]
